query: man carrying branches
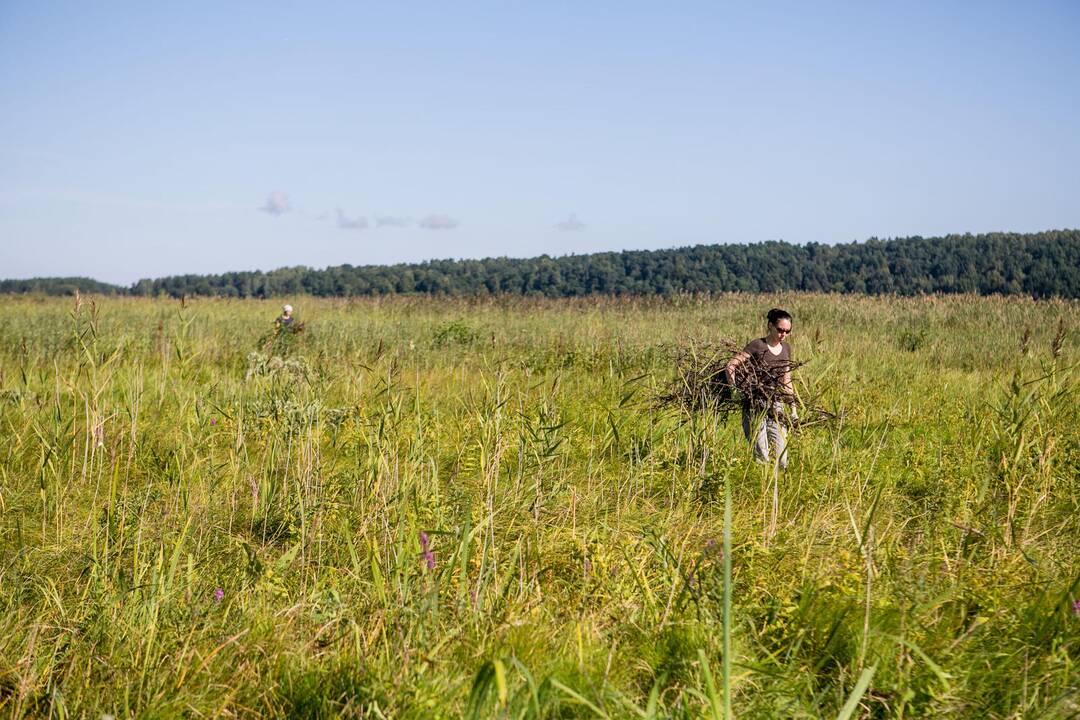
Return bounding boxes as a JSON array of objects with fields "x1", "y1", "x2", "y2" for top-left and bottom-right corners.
[{"x1": 726, "y1": 308, "x2": 797, "y2": 470}]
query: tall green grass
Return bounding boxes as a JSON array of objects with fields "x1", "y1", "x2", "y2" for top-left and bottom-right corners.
[{"x1": 0, "y1": 293, "x2": 1077, "y2": 718}]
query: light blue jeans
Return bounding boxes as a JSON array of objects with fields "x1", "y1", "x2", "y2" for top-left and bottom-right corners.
[{"x1": 742, "y1": 405, "x2": 789, "y2": 470}]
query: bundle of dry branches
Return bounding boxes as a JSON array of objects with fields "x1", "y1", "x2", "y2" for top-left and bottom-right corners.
[{"x1": 657, "y1": 340, "x2": 839, "y2": 428}]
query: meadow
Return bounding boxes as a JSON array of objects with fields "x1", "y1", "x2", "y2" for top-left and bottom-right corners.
[{"x1": 0, "y1": 293, "x2": 1077, "y2": 719}]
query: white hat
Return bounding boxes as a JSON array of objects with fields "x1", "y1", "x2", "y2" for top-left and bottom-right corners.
[{"x1": 283, "y1": 304, "x2": 293, "y2": 313}]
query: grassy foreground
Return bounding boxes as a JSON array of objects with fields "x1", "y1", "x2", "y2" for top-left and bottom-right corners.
[{"x1": 1, "y1": 293, "x2": 1077, "y2": 719}]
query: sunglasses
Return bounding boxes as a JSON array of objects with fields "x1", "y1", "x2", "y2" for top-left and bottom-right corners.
[{"x1": 773, "y1": 326, "x2": 792, "y2": 335}]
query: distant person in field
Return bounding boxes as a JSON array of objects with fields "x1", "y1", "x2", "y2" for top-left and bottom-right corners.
[
  {"x1": 275, "y1": 304, "x2": 295, "y2": 327},
  {"x1": 726, "y1": 308, "x2": 797, "y2": 469}
]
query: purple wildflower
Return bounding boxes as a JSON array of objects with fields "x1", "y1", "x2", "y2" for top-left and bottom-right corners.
[
  {"x1": 703, "y1": 538, "x2": 723, "y2": 560},
  {"x1": 1073, "y1": 599, "x2": 1080, "y2": 617},
  {"x1": 420, "y1": 531, "x2": 435, "y2": 570},
  {"x1": 210, "y1": 417, "x2": 218, "y2": 426},
  {"x1": 213, "y1": 588, "x2": 224, "y2": 603}
]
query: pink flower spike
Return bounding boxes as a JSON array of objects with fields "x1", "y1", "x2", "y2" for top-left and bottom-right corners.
[
  {"x1": 419, "y1": 531, "x2": 435, "y2": 570},
  {"x1": 213, "y1": 588, "x2": 224, "y2": 603}
]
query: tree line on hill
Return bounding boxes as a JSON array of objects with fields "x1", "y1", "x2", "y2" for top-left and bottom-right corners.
[
  {"x1": 4, "y1": 230, "x2": 1079, "y2": 299},
  {"x1": 0, "y1": 277, "x2": 126, "y2": 296}
]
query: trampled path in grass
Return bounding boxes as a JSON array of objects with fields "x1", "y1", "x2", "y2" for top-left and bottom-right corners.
[{"x1": 1, "y1": 294, "x2": 1077, "y2": 718}]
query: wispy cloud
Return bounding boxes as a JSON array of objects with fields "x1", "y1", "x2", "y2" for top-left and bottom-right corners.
[
  {"x1": 419, "y1": 213, "x2": 460, "y2": 230},
  {"x1": 335, "y1": 208, "x2": 368, "y2": 230},
  {"x1": 555, "y1": 214, "x2": 586, "y2": 231},
  {"x1": 260, "y1": 191, "x2": 292, "y2": 216},
  {"x1": 375, "y1": 215, "x2": 411, "y2": 228}
]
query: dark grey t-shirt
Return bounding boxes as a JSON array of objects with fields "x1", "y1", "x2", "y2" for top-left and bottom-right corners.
[
  {"x1": 740, "y1": 338, "x2": 792, "y2": 410},
  {"x1": 742, "y1": 338, "x2": 791, "y2": 370}
]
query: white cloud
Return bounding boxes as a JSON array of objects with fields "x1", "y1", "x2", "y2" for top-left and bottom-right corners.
[
  {"x1": 259, "y1": 191, "x2": 292, "y2": 216},
  {"x1": 375, "y1": 215, "x2": 411, "y2": 228},
  {"x1": 419, "y1": 213, "x2": 460, "y2": 230},
  {"x1": 555, "y1": 214, "x2": 586, "y2": 231},
  {"x1": 335, "y1": 208, "x2": 369, "y2": 230}
]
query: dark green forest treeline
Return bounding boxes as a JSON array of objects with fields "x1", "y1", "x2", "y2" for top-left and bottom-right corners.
[
  {"x1": 5, "y1": 230, "x2": 1079, "y2": 298},
  {"x1": 0, "y1": 277, "x2": 125, "y2": 296}
]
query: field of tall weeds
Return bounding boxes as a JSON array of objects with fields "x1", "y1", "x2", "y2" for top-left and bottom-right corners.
[{"x1": 0, "y1": 293, "x2": 1077, "y2": 718}]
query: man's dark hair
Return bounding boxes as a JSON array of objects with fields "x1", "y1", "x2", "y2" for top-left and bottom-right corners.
[{"x1": 766, "y1": 308, "x2": 792, "y2": 325}]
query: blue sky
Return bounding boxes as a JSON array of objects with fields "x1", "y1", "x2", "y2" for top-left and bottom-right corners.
[{"x1": 2, "y1": 1, "x2": 1078, "y2": 285}]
